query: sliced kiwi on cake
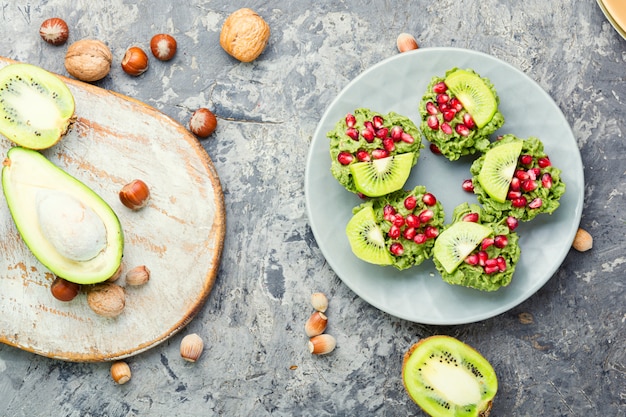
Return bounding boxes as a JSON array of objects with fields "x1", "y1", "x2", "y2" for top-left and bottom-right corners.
[
  {"x1": 433, "y1": 221, "x2": 491, "y2": 274},
  {"x1": 350, "y1": 152, "x2": 414, "y2": 197},
  {"x1": 0, "y1": 63, "x2": 75, "y2": 149},
  {"x1": 477, "y1": 139, "x2": 523, "y2": 203},
  {"x1": 402, "y1": 335, "x2": 498, "y2": 417},
  {"x1": 345, "y1": 205, "x2": 393, "y2": 266},
  {"x1": 445, "y1": 69, "x2": 497, "y2": 129}
]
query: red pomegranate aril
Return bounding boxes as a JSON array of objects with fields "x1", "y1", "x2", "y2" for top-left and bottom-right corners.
[
  {"x1": 345, "y1": 113, "x2": 356, "y2": 128},
  {"x1": 426, "y1": 102, "x2": 439, "y2": 115},
  {"x1": 496, "y1": 256, "x2": 507, "y2": 272},
  {"x1": 520, "y1": 154, "x2": 533, "y2": 165},
  {"x1": 371, "y1": 149, "x2": 389, "y2": 159},
  {"x1": 438, "y1": 102, "x2": 450, "y2": 112},
  {"x1": 527, "y1": 169, "x2": 537, "y2": 181},
  {"x1": 383, "y1": 137, "x2": 395, "y2": 152},
  {"x1": 390, "y1": 242, "x2": 404, "y2": 256},
  {"x1": 529, "y1": 197, "x2": 543, "y2": 209},
  {"x1": 356, "y1": 150, "x2": 370, "y2": 162},
  {"x1": 401, "y1": 132, "x2": 415, "y2": 143},
  {"x1": 515, "y1": 170, "x2": 529, "y2": 181},
  {"x1": 422, "y1": 193, "x2": 437, "y2": 206},
  {"x1": 506, "y1": 216, "x2": 519, "y2": 231},
  {"x1": 433, "y1": 82, "x2": 447, "y2": 94},
  {"x1": 521, "y1": 179, "x2": 538, "y2": 192},
  {"x1": 512, "y1": 196, "x2": 528, "y2": 207},
  {"x1": 484, "y1": 258, "x2": 499, "y2": 268},
  {"x1": 419, "y1": 209, "x2": 434, "y2": 223},
  {"x1": 477, "y1": 251, "x2": 488, "y2": 266},
  {"x1": 414, "y1": 233, "x2": 427, "y2": 244},
  {"x1": 383, "y1": 205, "x2": 396, "y2": 221},
  {"x1": 449, "y1": 98, "x2": 463, "y2": 112},
  {"x1": 541, "y1": 173, "x2": 553, "y2": 188},
  {"x1": 529, "y1": 167, "x2": 541, "y2": 179},
  {"x1": 455, "y1": 124, "x2": 470, "y2": 136},
  {"x1": 403, "y1": 227, "x2": 417, "y2": 240},
  {"x1": 404, "y1": 195, "x2": 417, "y2": 210},
  {"x1": 430, "y1": 143, "x2": 442, "y2": 155},
  {"x1": 508, "y1": 190, "x2": 522, "y2": 200},
  {"x1": 376, "y1": 127, "x2": 389, "y2": 139},
  {"x1": 436, "y1": 93, "x2": 450, "y2": 104},
  {"x1": 481, "y1": 237, "x2": 494, "y2": 250},
  {"x1": 464, "y1": 254, "x2": 479, "y2": 266},
  {"x1": 462, "y1": 113, "x2": 476, "y2": 129},
  {"x1": 509, "y1": 177, "x2": 521, "y2": 191},
  {"x1": 441, "y1": 123, "x2": 453, "y2": 135},
  {"x1": 484, "y1": 265, "x2": 499, "y2": 275},
  {"x1": 361, "y1": 129, "x2": 375, "y2": 142},
  {"x1": 337, "y1": 152, "x2": 353, "y2": 165},
  {"x1": 443, "y1": 110, "x2": 456, "y2": 122},
  {"x1": 346, "y1": 127, "x2": 359, "y2": 140},
  {"x1": 494, "y1": 235, "x2": 508, "y2": 249},
  {"x1": 372, "y1": 115, "x2": 384, "y2": 129},
  {"x1": 427, "y1": 115, "x2": 439, "y2": 130},
  {"x1": 388, "y1": 225, "x2": 401, "y2": 239},
  {"x1": 363, "y1": 121, "x2": 375, "y2": 132},
  {"x1": 391, "y1": 126, "x2": 404, "y2": 141},
  {"x1": 461, "y1": 179, "x2": 474, "y2": 192},
  {"x1": 425, "y1": 225, "x2": 439, "y2": 239},
  {"x1": 405, "y1": 214, "x2": 420, "y2": 228},
  {"x1": 537, "y1": 157, "x2": 551, "y2": 168},
  {"x1": 393, "y1": 213, "x2": 405, "y2": 227},
  {"x1": 462, "y1": 212, "x2": 479, "y2": 222}
]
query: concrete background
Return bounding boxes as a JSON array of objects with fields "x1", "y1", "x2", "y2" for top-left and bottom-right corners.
[{"x1": 0, "y1": 1, "x2": 624, "y2": 416}]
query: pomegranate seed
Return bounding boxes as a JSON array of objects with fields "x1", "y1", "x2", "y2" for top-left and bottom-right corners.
[
  {"x1": 361, "y1": 129, "x2": 375, "y2": 142},
  {"x1": 461, "y1": 179, "x2": 474, "y2": 192},
  {"x1": 521, "y1": 179, "x2": 538, "y2": 192},
  {"x1": 520, "y1": 154, "x2": 533, "y2": 165},
  {"x1": 439, "y1": 102, "x2": 450, "y2": 112},
  {"x1": 436, "y1": 93, "x2": 450, "y2": 104},
  {"x1": 426, "y1": 102, "x2": 439, "y2": 115},
  {"x1": 404, "y1": 196, "x2": 417, "y2": 210},
  {"x1": 419, "y1": 209, "x2": 434, "y2": 223},
  {"x1": 512, "y1": 196, "x2": 528, "y2": 207},
  {"x1": 530, "y1": 167, "x2": 541, "y2": 178},
  {"x1": 393, "y1": 213, "x2": 405, "y2": 227},
  {"x1": 356, "y1": 150, "x2": 370, "y2": 162},
  {"x1": 537, "y1": 157, "x2": 551, "y2": 168},
  {"x1": 390, "y1": 242, "x2": 404, "y2": 256},
  {"x1": 496, "y1": 256, "x2": 507, "y2": 272},
  {"x1": 509, "y1": 177, "x2": 521, "y2": 191},
  {"x1": 427, "y1": 115, "x2": 439, "y2": 130},
  {"x1": 425, "y1": 225, "x2": 439, "y2": 239},
  {"x1": 527, "y1": 169, "x2": 537, "y2": 181},
  {"x1": 383, "y1": 205, "x2": 396, "y2": 221},
  {"x1": 464, "y1": 254, "x2": 479, "y2": 265},
  {"x1": 391, "y1": 126, "x2": 403, "y2": 141},
  {"x1": 441, "y1": 123, "x2": 453, "y2": 135},
  {"x1": 345, "y1": 113, "x2": 356, "y2": 128},
  {"x1": 383, "y1": 137, "x2": 395, "y2": 152},
  {"x1": 433, "y1": 82, "x2": 447, "y2": 94},
  {"x1": 443, "y1": 110, "x2": 456, "y2": 122},
  {"x1": 494, "y1": 235, "x2": 508, "y2": 248},
  {"x1": 372, "y1": 115, "x2": 384, "y2": 129},
  {"x1": 515, "y1": 170, "x2": 529, "y2": 181},
  {"x1": 403, "y1": 227, "x2": 416, "y2": 240},
  {"x1": 422, "y1": 193, "x2": 437, "y2": 206},
  {"x1": 405, "y1": 214, "x2": 420, "y2": 228},
  {"x1": 541, "y1": 173, "x2": 553, "y2": 189},
  {"x1": 462, "y1": 212, "x2": 479, "y2": 222},
  {"x1": 337, "y1": 152, "x2": 353, "y2": 165},
  {"x1": 449, "y1": 98, "x2": 463, "y2": 112},
  {"x1": 388, "y1": 225, "x2": 401, "y2": 239},
  {"x1": 462, "y1": 113, "x2": 475, "y2": 129},
  {"x1": 529, "y1": 198, "x2": 543, "y2": 209},
  {"x1": 477, "y1": 251, "x2": 488, "y2": 266},
  {"x1": 414, "y1": 233, "x2": 427, "y2": 244},
  {"x1": 363, "y1": 121, "x2": 375, "y2": 132},
  {"x1": 401, "y1": 132, "x2": 415, "y2": 143},
  {"x1": 481, "y1": 237, "x2": 494, "y2": 250},
  {"x1": 484, "y1": 258, "x2": 499, "y2": 268},
  {"x1": 376, "y1": 127, "x2": 389, "y2": 139},
  {"x1": 484, "y1": 265, "x2": 499, "y2": 274},
  {"x1": 506, "y1": 216, "x2": 519, "y2": 231},
  {"x1": 371, "y1": 149, "x2": 389, "y2": 159},
  {"x1": 357, "y1": 193, "x2": 367, "y2": 199},
  {"x1": 346, "y1": 127, "x2": 359, "y2": 140},
  {"x1": 507, "y1": 190, "x2": 522, "y2": 200},
  {"x1": 430, "y1": 143, "x2": 442, "y2": 155},
  {"x1": 455, "y1": 124, "x2": 470, "y2": 136}
]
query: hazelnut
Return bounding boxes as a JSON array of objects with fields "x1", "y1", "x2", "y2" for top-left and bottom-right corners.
[
  {"x1": 220, "y1": 8, "x2": 270, "y2": 62},
  {"x1": 39, "y1": 18, "x2": 69, "y2": 46},
  {"x1": 396, "y1": 33, "x2": 418, "y2": 53},
  {"x1": 189, "y1": 108, "x2": 217, "y2": 138},
  {"x1": 304, "y1": 311, "x2": 328, "y2": 337},
  {"x1": 86, "y1": 283, "x2": 125, "y2": 317},
  {"x1": 125, "y1": 265, "x2": 150, "y2": 286},
  {"x1": 121, "y1": 46, "x2": 149, "y2": 76},
  {"x1": 180, "y1": 333, "x2": 204, "y2": 362},
  {"x1": 119, "y1": 179, "x2": 150, "y2": 210},
  {"x1": 308, "y1": 334, "x2": 336, "y2": 355},
  {"x1": 65, "y1": 39, "x2": 112, "y2": 82},
  {"x1": 50, "y1": 276, "x2": 80, "y2": 302},
  {"x1": 310, "y1": 292, "x2": 328, "y2": 312},
  {"x1": 110, "y1": 361, "x2": 131, "y2": 384},
  {"x1": 150, "y1": 34, "x2": 177, "y2": 61},
  {"x1": 572, "y1": 228, "x2": 593, "y2": 252}
]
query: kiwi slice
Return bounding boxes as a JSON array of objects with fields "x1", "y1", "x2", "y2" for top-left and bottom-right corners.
[
  {"x1": 0, "y1": 63, "x2": 75, "y2": 149},
  {"x1": 445, "y1": 69, "x2": 497, "y2": 129},
  {"x1": 345, "y1": 206, "x2": 393, "y2": 266},
  {"x1": 433, "y1": 221, "x2": 491, "y2": 274},
  {"x1": 477, "y1": 140, "x2": 523, "y2": 203},
  {"x1": 402, "y1": 335, "x2": 498, "y2": 417},
  {"x1": 350, "y1": 152, "x2": 414, "y2": 197}
]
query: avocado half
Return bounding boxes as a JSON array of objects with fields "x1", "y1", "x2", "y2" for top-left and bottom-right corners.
[{"x1": 2, "y1": 147, "x2": 124, "y2": 284}]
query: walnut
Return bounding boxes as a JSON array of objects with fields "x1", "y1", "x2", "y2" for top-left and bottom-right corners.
[
  {"x1": 86, "y1": 283, "x2": 125, "y2": 317},
  {"x1": 64, "y1": 39, "x2": 112, "y2": 82},
  {"x1": 219, "y1": 8, "x2": 270, "y2": 62}
]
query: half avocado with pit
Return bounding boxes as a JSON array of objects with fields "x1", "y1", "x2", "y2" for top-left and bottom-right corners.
[{"x1": 2, "y1": 147, "x2": 124, "y2": 284}]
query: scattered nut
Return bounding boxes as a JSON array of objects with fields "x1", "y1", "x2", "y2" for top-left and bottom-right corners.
[
  {"x1": 305, "y1": 311, "x2": 328, "y2": 337},
  {"x1": 125, "y1": 265, "x2": 150, "y2": 286},
  {"x1": 220, "y1": 8, "x2": 270, "y2": 62},
  {"x1": 572, "y1": 228, "x2": 593, "y2": 252},
  {"x1": 121, "y1": 46, "x2": 149, "y2": 76},
  {"x1": 310, "y1": 292, "x2": 328, "y2": 312},
  {"x1": 189, "y1": 108, "x2": 217, "y2": 138},
  {"x1": 180, "y1": 333, "x2": 204, "y2": 362},
  {"x1": 396, "y1": 33, "x2": 418, "y2": 53},
  {"x1": 50, "y1": 276, "x2": 80, "y2": 302},
  {"x1": 110, "y1": 361, "x2": 131, "y2": 384},
  {"x1": 150, "y1": 34, "x2": 177, "y2": 61},
  {"x1": 39, "y1": 18, "x2": 69, "y2": 46},
  {"x1": 119, "y1": 179, "x2": 150, "y2": 210},
  {"x1": 86, "y1": 283, "x2": 125, "y2": 317},
  {"x1": 308, "y1": 334, "x2": 336, "y2": 355},
  {"x1": 64, "y1": 39, "x2": 112, "y2": 82}
]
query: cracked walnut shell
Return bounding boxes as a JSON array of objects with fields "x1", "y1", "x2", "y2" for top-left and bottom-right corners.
[
  {"x1": 65, "y1": 39, "x2": 112, "y2": 82},
  {"x1": 220, "y1": 8, "x2": 270, "y2": 62}
]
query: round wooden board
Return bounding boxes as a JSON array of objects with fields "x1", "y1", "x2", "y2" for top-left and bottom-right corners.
[{"x1": 0, "y1": 59, "x2": 226, "y2": 362}]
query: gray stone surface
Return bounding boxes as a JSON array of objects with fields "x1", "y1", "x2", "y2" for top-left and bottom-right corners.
[{"x1": 0, "y1": 1, "x2": 624, "y2": 416}]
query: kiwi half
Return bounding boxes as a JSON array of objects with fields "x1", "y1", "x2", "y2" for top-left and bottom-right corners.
[
  {"x1": 445, "y1": 69, "x2": 497, "y2": 129},
  {"x1": 350, "y1": 152, "x2": 414, "y2": 197},
  {"x1": 345, "y1": 205, "x2": 393, "y2": 266},
  {"x1": 433, "y1": 221, "x2": 491, "y2": 274},
  {"x1": 477, "y1": 139, "x2": 523, "y2": 203},
  {"x1": 402, "y1": 335, "x2": 498, "y2": 417},
  {"x1": 0, "y1": 63, "x2": 75, "y2": 149}
]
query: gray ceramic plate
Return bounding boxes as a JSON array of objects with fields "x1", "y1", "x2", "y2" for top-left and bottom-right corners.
[{"x1": 305, "y1": 47, "x2": 584, "y2": 325}]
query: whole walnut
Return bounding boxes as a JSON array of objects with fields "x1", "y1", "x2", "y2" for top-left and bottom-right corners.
[
  {"x1": 220, "y1": 8, "x2": 270, "y2": 62},
  {"x1": 86, "y1": 283, "x2": 125, "y2": 317},
  {"x1": 65, "y1": 39, "x2": 112, "y2": 82}
]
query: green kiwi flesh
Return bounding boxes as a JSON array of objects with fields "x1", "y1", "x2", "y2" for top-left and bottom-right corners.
[
  {"x1": 345, "y1": 206, "x2": 393, "y2": 266},
  {"x1": 0, "y1": 63, "x2": 75, "y2": 149},
  {"x1": 433, "y1": 222, "x2": 491, "y2": 274},
  {"x1": 445, "y1": 69, "x2": 497, "y2": 129},
  {"x1": 477, "y1": 140, "x2": 523, "y2": 203},
  {"x1": 402, "y1": 335, "x2": 497, "y2": 417},
  {"x1": 350, "y1": 152, "x2": 414, "y2": 197}
]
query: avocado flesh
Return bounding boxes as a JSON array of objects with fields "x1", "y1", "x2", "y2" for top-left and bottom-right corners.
[{"x1": 2, "y1": 147, "x2": 123, "y2": 284}]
